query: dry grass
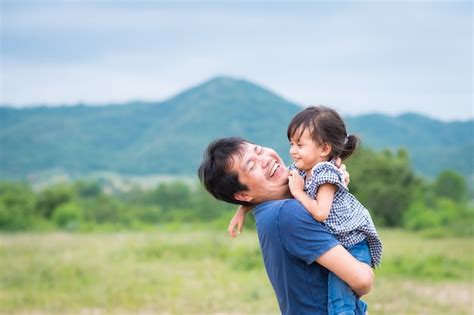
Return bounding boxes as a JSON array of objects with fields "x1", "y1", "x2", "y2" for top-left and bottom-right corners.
[{"x1": 0, "y1": 229, "x2": 472, "y2": 314}]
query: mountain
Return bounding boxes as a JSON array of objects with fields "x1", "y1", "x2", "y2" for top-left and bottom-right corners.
[
  {"x1": 345, "y1": 113, "x2": 473, "y2": 177},
  {"x1": 0, "y1": 77, "x2": 301, "y2": 178},
  {"x1": 0, "y1": 76, "x2": 472, "y2": 180}
]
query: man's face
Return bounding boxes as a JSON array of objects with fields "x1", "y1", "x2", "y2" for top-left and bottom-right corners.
[{"x1": 230, "y1": 142, "x2": 291, "y2": 204}]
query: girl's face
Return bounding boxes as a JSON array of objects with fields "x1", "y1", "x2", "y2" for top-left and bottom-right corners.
[{"x1": 289, "y1": 128, "x2": 330, "y2": 172}]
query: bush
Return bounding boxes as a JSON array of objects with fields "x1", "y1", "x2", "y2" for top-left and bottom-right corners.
[
  {"x1": 0, "y1": 182, "x2": 36, "y2": 230},
  {"x1": 347, "y1": 148, "x2": 418, "y2": 227},
  {"x1": 35, "y1": 185, "x2": 74, "y2": 218},
  {"x1": 433, "y1": 170, "x2": 468, "y2": 202},
  {"x1": 403, "y1": 197, "x2": 473, "y2": 237},
  {"x1": 52, "y1": 202, "x2": 83, "y2": 230}
]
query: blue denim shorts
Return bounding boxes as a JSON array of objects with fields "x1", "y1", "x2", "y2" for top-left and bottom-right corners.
[{"x1": 328, "y1": 239, "x2": 371, "y2": 315}]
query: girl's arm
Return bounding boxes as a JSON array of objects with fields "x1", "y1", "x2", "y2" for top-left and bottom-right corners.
[
  {"x1": 288, "y1": 169, "x2": 336, "y2": 222},
  {"x1": 227, "y1": 205, "x2": 253, "y2": 238}
]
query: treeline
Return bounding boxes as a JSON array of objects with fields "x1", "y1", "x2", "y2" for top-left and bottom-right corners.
[
  {"x1": 347, "y1": 148, "x2": 472, "y2": 236},
  {"x1": 0, "y1": 180, "x2": 236, "y2": 232},
  {"x1": 0, "y1": 147, "x2": 472, "y2": 236}
]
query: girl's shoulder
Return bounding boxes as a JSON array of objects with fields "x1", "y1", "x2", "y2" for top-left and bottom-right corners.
[
  {"x1": 309, "y1": 161, "x2": 347, "y2": 190},
  {"x1": 311, "y1": 161, "x2": 341, "y2": 176}
]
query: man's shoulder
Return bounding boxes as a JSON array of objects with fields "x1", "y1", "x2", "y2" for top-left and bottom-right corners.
[
  {"x1": 255, "y1": 199, "x2": 305, "y2": 214},
  {"x1": 277, "y1": 199, "x2": 318, "y2": 227},
  {"x1": 254, "y1": 199, "x2": 308, "y2": 225},
  {"x1": 276, "y1": 199, "x2": 340, "y2": 264},
  {"x1": 255, "y1": 199, "x2": 300, "y2": 211}
]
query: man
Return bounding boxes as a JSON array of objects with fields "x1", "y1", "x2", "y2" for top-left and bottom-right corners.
[{"x1": 198, "y1": 137, "x2": 373, "y2": 314}]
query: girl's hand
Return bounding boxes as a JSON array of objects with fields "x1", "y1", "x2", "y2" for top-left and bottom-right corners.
[
  {"x1": 288, "y1": 169, "x2": 305, "y2": 200},
  {"x1": 227, "y1": 205, "x2": 249, "y2": 238}
]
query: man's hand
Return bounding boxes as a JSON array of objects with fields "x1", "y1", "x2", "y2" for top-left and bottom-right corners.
[
  {"x1": 288, "y1": 169, "x2": 306, "y2": 200},
  {"x1": 334, "y1": 157, "x2": 350, "y2": 187}
]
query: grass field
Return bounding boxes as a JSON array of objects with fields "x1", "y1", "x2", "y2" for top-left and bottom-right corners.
[{"x1": 0, "y1": 228, "x2": 473, "y2": 315}]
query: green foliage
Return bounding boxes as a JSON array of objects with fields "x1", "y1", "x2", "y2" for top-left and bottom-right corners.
[
  {"x1": 433, "y1": 170, "x2": 468, "y2": 202},
  {"x1": 149, "y1": 182, "x2": 192, "y2": 210},
  {"x1": 347, "y1": 148, "x2": 418, "y2": 227},
  {"x1": 81, "y1": 195, "x2": 122, "y2": 224},
  {"x1": 404, "y1": 198, "x2": 457, "y2": 230},
  {"x1": 52, "y1": 202, "x2": 83, "y2": 230},
  {"x1": 402, "y1": 170, "x2": 473, "y2": 236},
  {"x1": 345, "y1": 113, "x2": 473, "y2": 178},
  {"x1": 404, "y1": 198, "x2": 473, "y2": 237},
  {"x1": 118, "y1": 181, "x2": 236, "y2": 224},
  {"x1": 0, "y1": 150, "x2": 471, "y2": 236},
  {"x1": 0, "y1": 182, "x2": 36, "y2": 230},
  {"x1": 73, "y1": 181, "x2": 102, "y2": 198},
  {"x1": 35, "y1": 185, "x2": 73, "y2": 218}
]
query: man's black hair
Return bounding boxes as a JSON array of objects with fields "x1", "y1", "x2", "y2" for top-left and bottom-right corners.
[{"x1": 198, "y1": 137, "x2": 252, "y2": 206}]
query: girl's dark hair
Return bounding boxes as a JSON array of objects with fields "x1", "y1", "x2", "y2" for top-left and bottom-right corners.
[{"x1": 287, "y1": 105, "x2": 359, "y2": 161}]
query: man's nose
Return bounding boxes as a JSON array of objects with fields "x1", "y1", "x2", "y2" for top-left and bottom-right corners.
[{"x1": 260, "y1": 157, "x2": 271, "y2": 169}]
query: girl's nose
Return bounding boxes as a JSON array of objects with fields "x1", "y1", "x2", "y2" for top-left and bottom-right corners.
[{"x1": 289, "y1": 146, "x2": 296, "y2": 155}]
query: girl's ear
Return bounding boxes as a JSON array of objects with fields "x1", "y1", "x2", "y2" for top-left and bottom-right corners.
[
  {"x1": 321, "y1": 143, "x2": 332, "y2": 157},
  {"x1": 234, "y1": 191, "x2": 252, "y2": 203}
]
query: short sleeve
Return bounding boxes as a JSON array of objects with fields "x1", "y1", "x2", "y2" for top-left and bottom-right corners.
[
  {"x1": 288, "y1": 163, "x2": 297, "y2": 171},
  {"x1": 278, "y1": 200, "x2": 339, "y2": 264},
  {"x1": 310, "y1": 162, "x2": 348, "y2": 193},
  {"x1": 288, "y1": 163, "x2": 306, "y2": 177}
]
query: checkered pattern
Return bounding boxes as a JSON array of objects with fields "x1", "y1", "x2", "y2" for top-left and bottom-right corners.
[{"x1": 289, "y1": 162, "x2": 383, "y2": 267}]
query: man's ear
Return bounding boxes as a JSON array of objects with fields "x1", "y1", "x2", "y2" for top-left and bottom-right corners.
[
  {"x1": 234, "y1": 191, "x2": 252, "y2": 203},
  {"x1": 321, "y1": 143, "x2": 332, "y2": 157}
]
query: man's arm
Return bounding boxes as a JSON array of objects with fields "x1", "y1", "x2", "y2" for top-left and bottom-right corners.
[
  {"x1": 316, "y1": 245, "x2": 374, "y2": 296},
  {"x1": 278, "y1": 199, "x2": 373, "y2": 296}
]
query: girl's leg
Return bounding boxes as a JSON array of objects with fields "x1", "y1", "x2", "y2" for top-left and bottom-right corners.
[{"x1": 328, "y1": 240, "x2": 371, "y2": 315}]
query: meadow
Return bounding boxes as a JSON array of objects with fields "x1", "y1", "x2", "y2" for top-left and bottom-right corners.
[{"x1": 0, "y1": 228, "x2": 473, "y2": 315}]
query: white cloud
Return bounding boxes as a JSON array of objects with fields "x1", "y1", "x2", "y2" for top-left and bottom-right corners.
[{"x1": 1, "y1": 1, "x2": 472, "y2": 120}]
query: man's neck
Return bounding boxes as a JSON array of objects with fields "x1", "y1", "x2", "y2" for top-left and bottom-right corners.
[{"x1": 254, "y1": 188, "x2": 292, "y2": 204}]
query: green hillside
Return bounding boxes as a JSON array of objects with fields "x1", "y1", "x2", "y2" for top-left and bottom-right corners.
[
  {"x1": 0, "y1": 76, "x2": 472, "y2": 180},
  {"x1": 345, "y1": 113, "x2": 473, "y2": 178}
]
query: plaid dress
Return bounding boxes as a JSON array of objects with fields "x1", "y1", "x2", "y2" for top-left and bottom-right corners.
[{"x1": 289, "y1": 161, "x2": 383, "y2": 267}]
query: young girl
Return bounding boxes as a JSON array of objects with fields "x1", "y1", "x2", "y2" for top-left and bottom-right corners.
[{"x1": 228, "y1": 106, "x2": 382, "y2": 315}]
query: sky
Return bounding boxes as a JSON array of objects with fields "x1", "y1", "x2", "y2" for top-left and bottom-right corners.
[{"x1": 1, "y1": 1, "x2": 472, "y2": 121}]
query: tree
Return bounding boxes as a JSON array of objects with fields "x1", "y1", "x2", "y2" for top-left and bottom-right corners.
[
  {"x1": 35, "y1": 185, "x2": 73, "y2": 218},
  {"x1": 149, "y1": 181, "x2": 192, "y2": 210},
  {"x1": 73, "y1": 181, "x2": 102, "y2": 198},
  {"x1": 433, "y1": 170, "x2": 468, "y2": 202},
  {"x1": 0, "y1": 182, "x2": 36, "y2": 230},
  {"x1": 347, "y1": 147, "x2": 418, "y2": 227},
  {"x1": 53, "y1": 202, "x2": 83, "y2": 230}
]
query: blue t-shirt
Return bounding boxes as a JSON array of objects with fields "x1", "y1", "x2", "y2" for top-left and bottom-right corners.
[{"x1": 253, "y1": 199, "x2": 340, "y2": 314}]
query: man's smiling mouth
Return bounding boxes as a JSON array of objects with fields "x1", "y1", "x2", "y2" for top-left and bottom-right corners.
[{"x1": 270, "y1": 160, "x2": 280, "y2": 177}]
